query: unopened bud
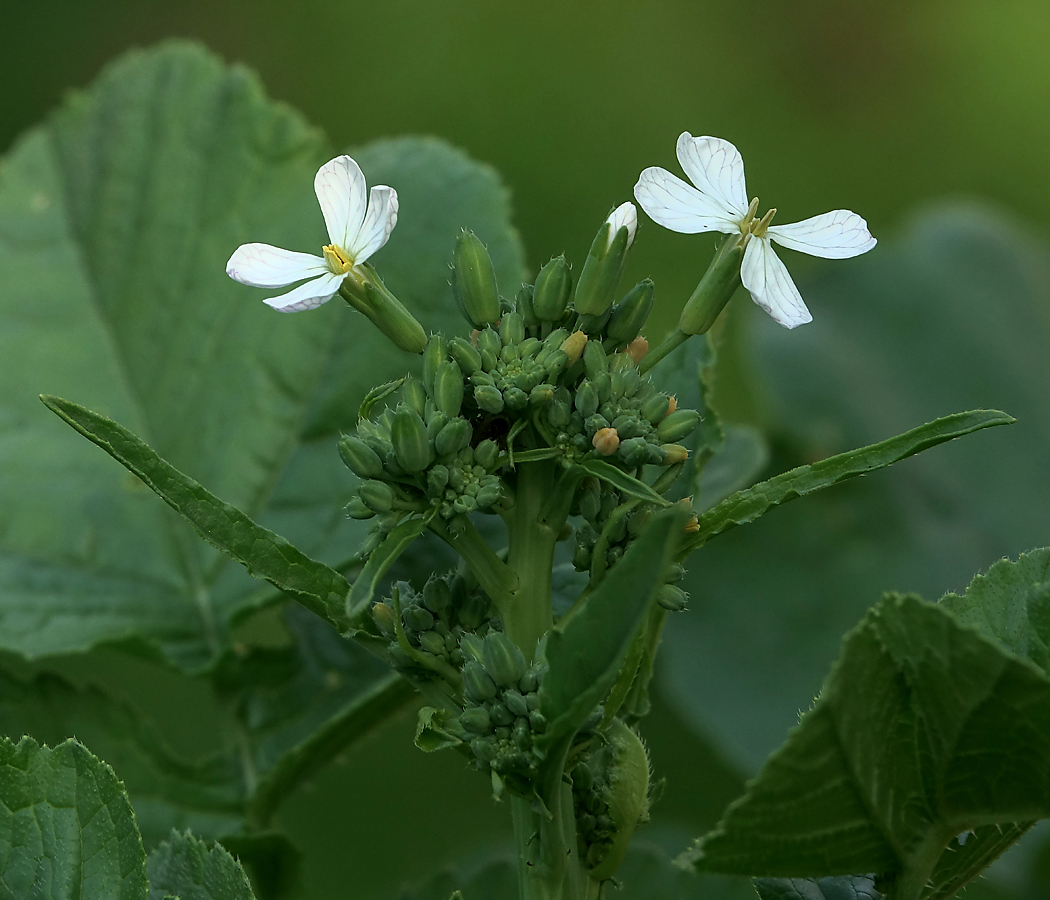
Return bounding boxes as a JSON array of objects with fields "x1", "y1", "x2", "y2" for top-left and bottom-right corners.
[
  {"x1": 607, "y1": 278, "x2": 654, "y2": 345},
  {"x1": 483, "y1": 632, "x2": 528, "y2": 686},
  {"x1": 560, "y1": 330, "x2": 588, "y2": 365},
  {"x1": 453, "y1": 231, "x2": 501, "y2": 327},
  {"x1": 463, "y1": 661, "x2": 499, "y2": 701},
  {"x1": 402, "y1": 376, "x2": 427, "y2": 417},
  {"x1": 448, "y1": 337, "x2": 483, "y2": 375},
  {"x1": 346, "y1": 497, "x2": 376, "y2": 520},
  {"x1": 679, "y1": 235, "x2": 746, "y2": 335},
  {"x1": 434, "y1": 361, "x2": 465, "y2": 417},
  {"x1": 422, "y1": 577, "x2": 453, "y2": 613},
  {"x1": 641, "y1": 393, "x2": 672, "y2": 425},
  {"x1": 656, "y1": 584, "x2": 689, "y2": 612},
  {"x1": 359, "y1": 480, "x2": 395, "y2": 513},
  {"x1": 583, "y1": 340, "x2": 609, "y2": 377},
  {"x1": 575, "y1": 381, "x2": 600, "y2": 418},
  {"x1": 516, "y1": 284, "x2": 539, "y2": 328},
  {"x1": 574, "y1": 203, "x2": 636, "y2": 317},
  {"x1": 626, "y1": 336, "x2": 649, "y2": 364},
  {"x1": 661, "y1": 443, "x2": 689, "y2": 465},
  {"x1": 435, "y1": 418, "x2": 473, "y2": 457},
  {"x1": 391, "y1": 407, "x2": 430, "y2": 472},
  {"x1": 657, "y1": 409, "x2": 701, "y2": 443},
  {"x1": 339, "y1": 435, "x2": 384, "y2": 479},
  {"x1": 461, "y1": 707, "x2": 492, "y2": 734},
  {"x1": 372, "y1": 601, "x2": 396, "y2": 635},
  {"x1": 500, "y1": 311, "x2": 525, "y2": 346},
  {"x1": 667, "y1": 395, "x2": 678, "y2": 415},
  {"x1": 533, "y1": 255, "x2": 573, "y2": 322},
  {"x1": 592, "y1": 427, "x2": 620, "y2": 456},
  {"x1": 474, "y1": 384, "x2": 505, "y2": 415},
  {"x1": 422, "y1": 334, "x2": 446, "y2": 393}
]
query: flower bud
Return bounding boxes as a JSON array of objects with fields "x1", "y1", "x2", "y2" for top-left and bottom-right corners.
[
  {"x1": 618, "y1": 436, "x2": 651, "y2": 468},
  {"x1": 626, "y1": 336, "x2": 649, "y2": 364},
  {"x1": 500, "y1": 311, "x2": 525, "y2": 346},
  {"x1": 404, "y1": 605, "x2": 435, "y2": 631},
  {"x1": 504, "y1": 689, "x2": 529, "y2": 718},
  {"x1": 463, "y1": 661, "x2": 499, "y2": 701},
  {"x1": 474, "y1": 439, "x2": 499, "y2": 469},
  {"x1": 657, "y1": 409, "x2": 701, "y2": 443},
  {"x1": 488, "y1": 700, "x2": 514, "y2": 727},
  {"x1": 422, "y1": 334, "x2": 446, "y2": 393},
  {"x1": 592, "y1": 427, "x2": 620, "y2": 456},
  {"x1": 574, "y1": 203, "x2": 636, "y2": 317},
  {"x1": 504, "y1": 387, "x2": 528, "y2": 410},
  {"x1": 359, "y1": 480, "x2": 395, "y2": 513},
  {"x1": 578, "y1": 477, "x2": 601, "y2": 522},
  {"x1": 544, "y1": 350, "x2": 570, "y2": 380},
  {"x1": 660, "y1": 443, "x2": 689, "y2": 465},
  {"x1": 483, "y1": 632, "x2": 528, "y2": 686},
  {"x1": 339, "y1": 435, "x2": 384, "y2": 479},
  {"x1": 519, "y1": 667, "x2": 542, "y2": 694},
  {"x1": 679, "y1": 235, "x2": 746, "y2": 335},
  {"x1": 402, "y1": 376, "x2": 427, "y2": 417},
  {"x1": 529, "y1": 383, "x2": 555, "y2": 406},
  {"x1": 459, "y1": 632, "x2": 485, "y2": 662},
  {"x1": 575, "y1": 381, "x2": 600, "y2": 418},
  {"x1": 371, "y1": 601, "x2": 396, "y2": 636},
  {"x1": 583, "y1": 340, "x2": 609, "y2": 378},
  {"x1": 560, "y1": 330, "x2": 588, "y2": 365},
  {"x1": 435, "y1": 418, "x2": 473, "y2": 457},
  {"x1": 533, "y1": 255, "x2": 572, "y2": 322},
  {"x1": 461, "y1": 707, "x2": 492, "y2": 734},
  {"x1": 477, "y1": 327, "x2": 502, "y2": 359},
  {"x1": 656, "y1": 584, "x2": 689, "y2": 612},
  {"x1": 470, "y1": 737, "x2": 497, "y2": 763},
  {"x1": 607, "y1": 279, "x2": 654, "y2": 345},
  {"x1": 433, "y1": 362, "x2": 465, "y2": 417},
  {"x1": 528, "y1": 710, "x2": 548, "y2": 732},
  {"x1": 516, "y1": 284, "x2": 539, "y2": 328},
  {"x1": 474, "y1": 384, "x2": 505, "y2": 415},
  {"x1": 448, "y1": 337, "x2": 483, "y2": 375},
  {"x1": 422, "y1": 577, "x2": 453, "y2": 614},
  {"x1": 453, "y1": 231, "x2": 501, "y2": 327},
  {"x1": 346, "y1": 497, "x2": 376, "y2": 520},
  {"x1": 391, "y1": 406, "x2": 430, "y2": 472},
  {"x1": 641, "y1": 393, "x2": 671, "y2": 425}
]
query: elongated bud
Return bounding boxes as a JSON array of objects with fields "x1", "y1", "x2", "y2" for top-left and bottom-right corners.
[
  {"x1": 626, "y1": 336, "x2": 648, "y2": 364},
  {"x1": 607, "y1": 279, "x2": 654, "y2": 345},
  {"x1": 339, "y1": 435, "x2": 384, "y2": 479},
  {"x1": 346, "y1": 497, "x2": 376, "y2": 520},
  {"x1": 340, "y1": 267, "x2": 428, "y2": 354},
  {"x1": 500, "y1": 311, "x2": 525, "y2": 346},
  {"x1": 474, "y1": 384, "x2": 505, "y2": 414},
  {"x1": 448, "y1": 337, "x2": 483, "y2": 375},
  {"x1": 477, "y1": 327, "x2": 502, "y2": 359},
  {"x1": 560, "y1": 330, "x2": 588, "y2": 365},
  {"x1": 463, "y1": 661, "x2": 499, "y2": 701},
  {"x1": 533, "y1": 255, "x2": 573, "y2": 322},
  {"x1": 657, "y1": 408, "x2": 701, "y2": 443},
  {"x1": 583, "y1": 340, "x2": 608, "y2": 378},
  {"x1": 679, "y1": 235, "x2": 746, "y2": 335},
  {"x1": 453, "y1": 231, "x2": 501, "y2": 327},
  {"x1": 402, "y1": 376, "x2": 427, "y2": 417},
  {"x1": 392, "y1": 407, "x2": 430, "y2": 472},
  {"x1": 474, "y1": 439, "x2": 499, "y2": 469},
  {"x1": 358, "y1": 480, "x2": 395, "y2": 513},
  {"x1": 422, "y1": 334, "x2": 447, "y2": 392},
  {"x1": 574, "y1": 203, "x2": 636, "y2": 317},
  {"x1": 483, "y1": 632, "x2": 528, "y2": 686},
  {"x1": 656, "y1": 584, "x2": 688, "y2": 612},
  {"x1": 592, "y1": 427, "x2": 620, "y2": 456},
  {"x1": 640, "y1": 393, "x2": 671, "y2": 425},
  {"x1": 516, "y1": 284, "x2": 539, "y2": 328},
  {"x1": 434, "y1": 362, "x2": 465, "y2": 417},
  {"x1": 372, "y1": 601, "x2": 396, "y2": 636},
  {"x1": 435, "y1": 418, "x2": 472, "y2": 457},
  {"x1": 660, "y1": 443, "x2": 689, "y2": 465}
]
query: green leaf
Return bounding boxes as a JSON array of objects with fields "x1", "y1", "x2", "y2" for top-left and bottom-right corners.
[
  {"x1": 147, "y1": 830, "x2": 256, "y2": 900},
  {"x1": 0, "y1": 736, "x2": 149, "y2": 900},
  {"x1": 41, "y1": 394, "x2": 353, "y2": 633},
  {"x1": 572, "y1": 459, "x2": 671, "y2": 507},
  {"x1": 754, "y1": 876, "x2": 882, "y2": 900},
  {"x1": 0, "y1": 666, "x2": 244, "y2": 849},
  {"x1": 698, "y1": 425, "x2": 769, "y2": 512},
  {"x1": 216, "y1": 833, "x2": 300, "y2": 900},
  {"x1": 682, "y1": 409, "x2": 1013, "y2": 553},
  {"x1": 661, "y1": 206, "x2": 1050, "y2": 774},
  {"x1": 539, "y1": 508, "x2": 685, "y2": 744},
  {"x1": 688, "y1": 551, "x2": 1050, "y2": 893},
  {"x1": 0, "y1": 42, "x2": 525, "y2": 671},
  {"x1": 414, "y1": 707, "x2": 464, "y2": 753},
  {"x1": 346, "y1": 517, "x2": 430, "y2": 625}
]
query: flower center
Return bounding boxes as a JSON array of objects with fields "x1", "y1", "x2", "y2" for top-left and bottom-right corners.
[
  {"x1": 323, "y1": 243, "x2": 354, "y2": 275},
  {"x1": 739, "y1": 198, "x2": 776, "y2": 238}
]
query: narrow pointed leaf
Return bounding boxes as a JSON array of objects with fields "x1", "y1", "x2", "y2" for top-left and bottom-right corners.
[
  {"x1": 346, "y1": 517, "x2": 430, "y2": 624},
  {"x1": 42, "y1": 394, "x2": 352, "y2": 631},
  {"x1": 539, "y1": 508, "x2": 686, "y2": 744},
  {"x1": 682, "y1": 410, "x2": 1013, "y2": 553},
  {"x1": 573, "y1": 459, "x2": 671, "y2": 507}
]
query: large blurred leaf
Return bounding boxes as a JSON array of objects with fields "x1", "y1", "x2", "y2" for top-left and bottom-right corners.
[
  {"x1": 0, "y1": 667, "x2": 244, "y2": 849},
  {"x1": 661, "y1": 205, "x2": 1050, "y2": 771},
  {"x1": 688, "y1": 551, "x2": 1050, "y2": 895},
  {"x1": 147, "y1": 831, "x2": 256, "y2": 900},
  {"x1": 0, "y1": 736, "x2": 149, "y2": 900},
  {"x1": 0, "y1": 42, "x2": 524, "y2": 671},
  {"x1": 754, "y1": 876, "x2": 881, "y2": 900}
]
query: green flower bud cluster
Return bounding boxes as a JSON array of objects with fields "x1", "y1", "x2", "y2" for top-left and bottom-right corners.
[{"x1": 370, "y1": 574, "x2": 498, "y2": 676}]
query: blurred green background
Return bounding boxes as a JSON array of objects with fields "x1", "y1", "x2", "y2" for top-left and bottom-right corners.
[{"x1": 3, "y1": 2, "x2": 1050, "y2": 898}]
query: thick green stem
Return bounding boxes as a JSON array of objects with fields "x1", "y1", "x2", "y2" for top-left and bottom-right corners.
[{"x1": 637, "y1": 328, "x2": 689, "y2": 375}]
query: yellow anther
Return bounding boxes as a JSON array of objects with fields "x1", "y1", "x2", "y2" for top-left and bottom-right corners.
[
  {"x1": 323, "y1": 243, "x2": 354, "y2": 275},
  {"x1": 751, "y1": 208, "x2": 777, "y2": 238},
  {"x1": 740, "y1": 198, "x2": 760, "y2": 231}
]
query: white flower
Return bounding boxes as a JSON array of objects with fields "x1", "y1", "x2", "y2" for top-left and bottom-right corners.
[
  {"x1": 226, "y1": 155, "x2": 398, "y2": 313},
  {"x1": 606, "y1": 201, "x2": 638, "y2": 249},
  {"x1": 634, "y1": 133, "x2": 876, "y2": 328}
]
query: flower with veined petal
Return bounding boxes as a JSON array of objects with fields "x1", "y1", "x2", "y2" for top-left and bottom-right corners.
[
  {"x1": 634, "y1": 133, "x2": 876, "y2": 328},
  {"x1": 226, "y1": 155, "x2": 398, "y2": 313}
]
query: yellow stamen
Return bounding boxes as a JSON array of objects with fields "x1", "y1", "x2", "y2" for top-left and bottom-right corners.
[
  {"x1": 323, "y1": 243, "x2": 354, "y2": 275},
  {"x1": 740, "y1": 197, "x2": 760, "y2": 232},
  {"x1": 751, "y1": 208, "x2": 777, "y2": 238}
]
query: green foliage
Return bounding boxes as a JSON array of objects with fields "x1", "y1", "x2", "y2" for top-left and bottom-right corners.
[
  {"x1": 754, "y1": 876, "x2": 881, "y2": 900},
  {"x1": 688, "y1": 550, "x2": 1050, "y2": 897},
  {"x1": 0, "y1": 736, "x2": 150, "y2": 900},
  {"x1": 147, "y1": 830, "x2": 257, "y2": 900}
]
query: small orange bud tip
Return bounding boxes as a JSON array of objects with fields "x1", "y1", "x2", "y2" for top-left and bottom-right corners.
[
  {"x1": 592, "y1": 427, "x2": 620, "y2": 456},
  {"x1": 667, "y1": 395, "x2": 678, "y2": 415},
  {"x1": 627, "y1": 336, "x2": 649, "y2": 363},
  {"x1": 684, "y1": 516, "x2": 700, "y2": 534},
  {"x1": 561, "y1": 330, "x2": 589, "y2": 365},
  {"x1": 470, "y1": 329, "x2": 480, "y2": 346}
]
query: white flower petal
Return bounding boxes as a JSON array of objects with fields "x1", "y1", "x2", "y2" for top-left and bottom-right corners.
[
  {"x1": 226, "y1": 243, "x2": 328, "y2": 288},
  {"x1": 676, "y1": 133, "x2": 749, "y2": 221},
  {"x1": 740, "y1": 237, "x2": 813, "y2": 329},
  {"x1": 606, "y1": 201, "x2": 638, "y2": 249},
  {"x1": 767, "y1": 210, "x2": 877, "y2": 259},
  {"x1": 351, "y1": 186, "x2": 399, "y2": 264},
  {"x1": 263, "y1": 272, "x2": 344, "y2": 313},
  {"x1": 314, "y1": 155, "x2": 368, "y2": 250},
  {"x1": 634, "y1": 167, "x2": 740, "y2": 235}
]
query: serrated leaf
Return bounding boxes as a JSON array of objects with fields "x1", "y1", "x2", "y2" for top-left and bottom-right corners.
[
  {"x1": 414, "y1": 707, "x2": 463, "y2": 753},
  {"x1": 754, "y1": 875, "x2": 882, "y2": 900},
  {"x1": 42, "y1": 394, "x2": 353, "y2": 632},
  {"x1": 0, "y1": 736, "x2": 149, "y2": 900},
  {"x1": 147, "y1": 830, "x2": 255, "y2": 900},
  {"x1": 689, "y1": 551, "x2": 1050, "y2": 895},
  {"x1": 539, "y1": 508, "x2": 685, "y2": 744},
  {"x1": 682, "y1": 409, "x2": 1013, "y2": 553},
  {"x1": 0, "y1": 42, "x2": 525, "y2": 671},
  {"x1": 0, "y1": 666, "x2": 244, "y2": 849}
]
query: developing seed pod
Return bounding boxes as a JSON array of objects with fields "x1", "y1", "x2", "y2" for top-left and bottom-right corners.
[
  {"x1": 461, "y1": 706, "x2": 492, "y2": 734},
  {"x1": 338, "y1": 435, "x2": 384, "y2": 479},
  {"x1": 371, "y1": 602, "x2": 396, "y2": 636},
  {"x1": 500, "y1": 311, "x2": 525, "y2": 346},
  {"x1": 516, "y1": 284, "x2": 539, "y2": 328},
  {"x1": 346, "y1": 497, "x2": 376, "y2": 520},
  {"x1": 402, "y1": 376, "x2": 427, "y2": 417},
  {"x1": 391, "y1": 407, "x2": 430, "y2": 472},
  {"x1": 656, "y1": 585, "x2": 688, "y2": 611},
  {"x1": 657, "y1": 409, "x2": 701, "y2": 443},
  {"x1": 483, "y1": 632, "x2": 528, "y2": 686},
  {"x1": 607, "y1": 279, "x2": 655, "y2": 346},
  {"x1": 422, "y1": 334, "x2": 447, "y2": 393},
  {"x1": 463, "y1": 661, "x2": 499, "y2": 701},
  {"x1": 453, "y1": 231, "x2": 501, "y2": 327},
  {"x1": 434, "y1": 361, "x2": 465, "y2": 417},
  {"x1": 359, "y1": 480, "x2": 395, "y2": 513},
  {"x1": 474, "y1": 384, "x2": 505, "y2": 414},
  {"x1": 435, "y1": 418, "x2": 473, "y2": 457},
  {"x1": 448, "y1": 337, "x2": 483, "y2": 375},
  {"x1": 533, "y1": 255, "x2": 573, "y2": 323},
  {"x1": 474, "y1": 439, "x2": 499, "y2": 469},
  {"x1": 640, "y1": 393, "x2": 671, "y2": 425}
]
